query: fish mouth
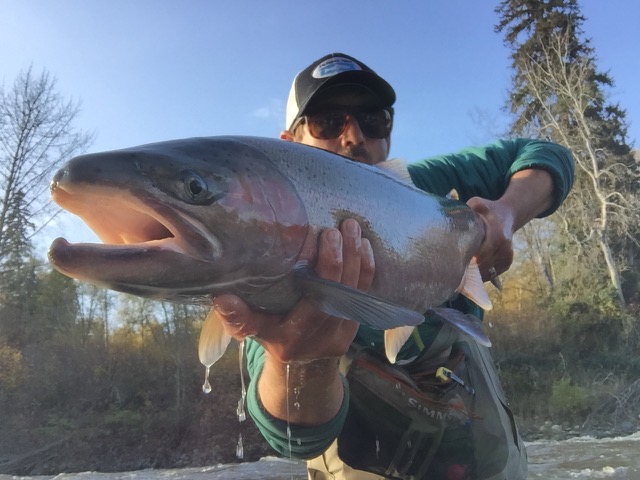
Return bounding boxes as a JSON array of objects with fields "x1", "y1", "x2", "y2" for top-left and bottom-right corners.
[{"x1": 49, "y1": 180, "x2": 219, "y2": 261}]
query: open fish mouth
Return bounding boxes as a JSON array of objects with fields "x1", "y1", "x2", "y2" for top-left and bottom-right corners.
[{"x1": 49, "y1": 179, "x2": 220, "y2": 261}]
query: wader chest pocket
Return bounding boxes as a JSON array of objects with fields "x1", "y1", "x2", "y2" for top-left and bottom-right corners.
[{"x1": 338, "y1": 346, "x2": 478, "y2": 479}]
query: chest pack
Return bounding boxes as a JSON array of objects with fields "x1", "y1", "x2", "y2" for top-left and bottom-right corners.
[{"x1": 337, "y1": 319, "x2": 527, "y2": 480}]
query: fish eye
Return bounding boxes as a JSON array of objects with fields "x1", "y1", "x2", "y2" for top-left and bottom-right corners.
[
  {"x1": 180, "y1": 170, "x2": 214, "y2": 204},
  {"x1": 187, "y1": 177, "x2": 204, "y2": 196}
]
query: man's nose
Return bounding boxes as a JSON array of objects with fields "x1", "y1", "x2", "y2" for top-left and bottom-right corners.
[{"x1": 340, "y1": 115, "x2": 365, "y2": 145}]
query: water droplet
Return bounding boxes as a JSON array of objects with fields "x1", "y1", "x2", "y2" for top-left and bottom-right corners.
[
  {"x1": 237, "y1": 397, "x2": 246, "y2": 422},
  {"x1": 488, "y1": 321, "x2": 494, "y2": 328},
  {"x1": 293, "y1": 401, "x2": 301, "y2": 410},
  {"x1": 286, "y1": 364, "x2": 293, "y2": 462},
  {"x1": 395, "y1": 383, "x2": 401, "y2": 390},
  {"x1": 202, "y1": 366, "x2": 212, "y2": 394},
  {"x1": 236, "y1": 433, "x2": 244, "y2": 459},
  {"x1": 237, "y1": 341, "x2": 247, "y2": 421},
  {"x1": 375, "y1": 436, "x2": 380, "y2": 460}
]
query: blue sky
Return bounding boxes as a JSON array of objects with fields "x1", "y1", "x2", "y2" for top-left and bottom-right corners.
[{"x1": 1, "y1": 0, "x2": 638, "y2": 245}]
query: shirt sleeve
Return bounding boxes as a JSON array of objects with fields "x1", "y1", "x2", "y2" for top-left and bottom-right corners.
[
  {"x1": 245, "y1": 338, "x2": 350, "y2": 459},
  {"x1": 407, "y1": 138, "x2": 575, "y2": 217}
]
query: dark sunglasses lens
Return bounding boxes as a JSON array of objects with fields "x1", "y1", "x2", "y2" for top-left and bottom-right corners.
[
  {"x1": 308, "y1": 112, "x2": 348, "y2": 139},
  {"x1": 357, "y1": 110, "x2": 391, "y2": 139}
]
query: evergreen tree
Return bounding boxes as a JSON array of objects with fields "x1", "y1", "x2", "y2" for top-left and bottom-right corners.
[
  {"x1": 495, "y1": 0, "x2": 640, "y2": 309},
  {"x1": 0, "y1": 189, "x2": 39, "y2": 346}
]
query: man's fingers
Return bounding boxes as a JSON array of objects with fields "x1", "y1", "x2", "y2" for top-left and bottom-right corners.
[
  {"x1": 316, "y1": 219, "x2": 374, "y2": 290},
  {"x1": 358, "y1": 238, "x2": 375, "y2": 290},
  {"x1": 213, "y1": 294, "x2": 263, "y2": 339},
  {"x1": 213, "y1": 294, "x2": 244, "y2": 319},
  {"x1": 339, "y1": 219, "x2": 362, "y2": 288},
  {"x1": 316, "y1": 228, "x2": 343, "y2": 282}
]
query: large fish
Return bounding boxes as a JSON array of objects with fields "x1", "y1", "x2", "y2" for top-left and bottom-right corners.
[{"x1": 48, "y1": 136, "x2": 491, "y2": 364}]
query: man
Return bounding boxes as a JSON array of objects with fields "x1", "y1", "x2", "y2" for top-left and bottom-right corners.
[{"x1": 214, "y1": 53, "x2": 574, "y2": 479}]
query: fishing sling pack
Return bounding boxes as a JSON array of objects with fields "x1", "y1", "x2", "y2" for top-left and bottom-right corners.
[{"x1": 336, "y1": 318, "x2": 527, "y2": 480}]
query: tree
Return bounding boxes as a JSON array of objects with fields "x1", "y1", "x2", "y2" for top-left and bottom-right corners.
[
  {"x1": 0, "y1": 66, "x2": 94, "y2": 259},
  {"x1": 495, "y1": 0, "x2": 639, "y2": 310},
  {"x1": 0, "y1": 66, "x2": 93, "y2": 346}
]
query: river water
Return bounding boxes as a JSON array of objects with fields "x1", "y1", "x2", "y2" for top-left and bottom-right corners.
[{"x1": 2, "y1": 433, "x2": 639, "y2": 480}]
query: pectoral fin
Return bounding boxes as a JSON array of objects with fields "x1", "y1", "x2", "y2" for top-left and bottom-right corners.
[
  {"x1": 294, "y1": 265, "x2": 424, "y2": 329},
  {"x1": 458, "y1": 260, "x2": 492, "y2": 311},
  {"x1": 198, "y1": 308, "x2": 233, "y2": 367}
]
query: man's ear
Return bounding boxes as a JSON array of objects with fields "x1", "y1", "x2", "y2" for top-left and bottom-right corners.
[{"x1": 280, "y1": 130, "x2": 295, "y2": 142}]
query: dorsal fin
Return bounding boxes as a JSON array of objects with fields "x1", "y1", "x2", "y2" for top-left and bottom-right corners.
[{"x1": 377, "y1": 158, "x2": 412, "y2": 183}]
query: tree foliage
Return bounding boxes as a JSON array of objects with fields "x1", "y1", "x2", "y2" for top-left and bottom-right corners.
[{"x1": 495, "y1": 0, "x2": 640, "y2": 309}]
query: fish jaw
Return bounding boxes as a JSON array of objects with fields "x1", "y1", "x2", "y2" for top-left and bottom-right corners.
[
  {"x1": 48, "y1": 170, "x2": 228, "y2": 299},
  {"x1": 50, "y1": 178, "x2": 220, "y2": 260}
]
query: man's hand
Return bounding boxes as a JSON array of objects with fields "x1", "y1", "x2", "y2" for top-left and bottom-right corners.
[
  {"x1": 467, "y1": 168, "x2": 555, "y2": 282},
  {"x1": 213, "y1": 218, "x2": 375, "y2": 424},
  {"x1": 466, "y1": 197, "x2": 515, "y2": 282},
  {"x1": 214, "y1": 218, "x2": 374, "y2": 362}
]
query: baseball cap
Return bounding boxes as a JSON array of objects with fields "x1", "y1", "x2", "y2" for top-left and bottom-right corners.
[{"x1": 285, "y1": 53, "x2": 396, "y2": 130}]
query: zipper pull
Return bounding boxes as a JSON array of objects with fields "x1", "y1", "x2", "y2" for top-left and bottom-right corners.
[{"x1": 436, "y1": 367, "x2": 475, "y2": 395}]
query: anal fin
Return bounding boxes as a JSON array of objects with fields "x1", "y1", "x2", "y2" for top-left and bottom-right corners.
[{"x1": 384, "y1": 326, "x2": 415, "y2": 364}]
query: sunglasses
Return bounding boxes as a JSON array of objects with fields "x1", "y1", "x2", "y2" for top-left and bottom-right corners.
[{"x1": 292, "y1": 108, "x2": 393, "y2": 140}]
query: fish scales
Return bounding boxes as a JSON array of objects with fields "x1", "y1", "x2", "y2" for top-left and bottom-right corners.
[{"x1": 236, "y1": 137, "x2": 483, "y2": 312}]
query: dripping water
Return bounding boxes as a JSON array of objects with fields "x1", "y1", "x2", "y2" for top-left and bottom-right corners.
[
  {"x1": 286, "y1": 363, "x2": 294, "y2": 480},
  {"x1": 202, "y1": 366, "x2": 212, "y2": 394},
  {"x1": 236, "y1": 341, "x2": 247, "y2": 460},
  {"x1": 286, "y1": 364, "x2": 292, "y2": 456},
  {"x1": 237, "y1": 340, "x2": 247, "y2": 422},
  {"x1": 236, "y1": 433, "x2": 244, "y2": 459},
  {"x1": 293, "y1": 386, "x2": 300, "y2": 410}
]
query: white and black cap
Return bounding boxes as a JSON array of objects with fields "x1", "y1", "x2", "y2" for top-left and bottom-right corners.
[{"x1": 285, "y1": 53, "x2": 396, "y2": 130}]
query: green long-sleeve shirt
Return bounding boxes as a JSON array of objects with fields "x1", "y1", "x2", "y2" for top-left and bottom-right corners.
[{"x1": 246, "y1": 138, "x2": 575, "y2": 459}]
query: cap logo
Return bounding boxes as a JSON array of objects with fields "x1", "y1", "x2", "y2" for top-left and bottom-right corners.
[{"x1": 312, "y1": 57, "x2": 362, "y2": 79}]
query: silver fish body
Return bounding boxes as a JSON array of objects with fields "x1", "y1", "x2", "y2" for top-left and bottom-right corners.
[{"x1": 49, "y1": 136, "x2": 487, "y2": 332}]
